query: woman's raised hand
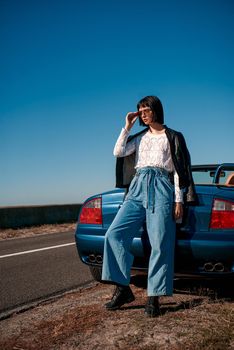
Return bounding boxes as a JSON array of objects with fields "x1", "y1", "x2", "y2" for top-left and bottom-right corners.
[{"x1": 125, "y1": 112, "x2": 139, "y2": 132}]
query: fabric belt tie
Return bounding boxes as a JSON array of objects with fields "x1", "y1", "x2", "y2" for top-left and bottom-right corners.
[{"x1": 136, "y1": 167, "x2": 170, "y2": 213}]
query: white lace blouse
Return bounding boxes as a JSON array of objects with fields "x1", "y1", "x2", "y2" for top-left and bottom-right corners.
[{"x1": 113, "y1": 128, "x2": 183, "y2": 202}]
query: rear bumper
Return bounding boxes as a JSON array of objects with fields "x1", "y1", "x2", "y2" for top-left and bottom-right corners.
[{"x1": 75, "y1": 230, "x2": 234, "y2": 277}]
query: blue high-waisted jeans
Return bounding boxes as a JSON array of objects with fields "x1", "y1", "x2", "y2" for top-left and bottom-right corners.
[{"x1": 102, "y1": 166, "x2": 176, "y2": 296}]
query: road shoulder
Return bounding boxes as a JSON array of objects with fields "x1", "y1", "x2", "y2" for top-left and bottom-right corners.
[
  {"x1": 0, "y1": 223, "x2": 76, "y2": 240},
  {"x1": 0, "y1": 282, "x2": 233, "y2": 350}
]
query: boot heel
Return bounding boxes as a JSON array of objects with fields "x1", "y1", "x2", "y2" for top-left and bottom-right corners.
[{"x1": 144, "y1": 296, "x2": 161, "y2": 317}]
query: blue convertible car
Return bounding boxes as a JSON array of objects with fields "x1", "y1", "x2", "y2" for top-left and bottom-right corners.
[{"x1": 75, "y1": 163, "x2": 234, "y2": 282}]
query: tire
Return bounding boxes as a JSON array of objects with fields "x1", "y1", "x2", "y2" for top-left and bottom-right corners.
[{"x1": 89, "y1": 266, "x2": 102, "y2": 282}]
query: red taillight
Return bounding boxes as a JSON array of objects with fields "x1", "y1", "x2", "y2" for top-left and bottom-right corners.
[
  {"x1": 210, "y1": 198, "x2": 234, "y2": 229},
  {"x1": 79, "y1": 197, "x2": 102, "y2": 225}
]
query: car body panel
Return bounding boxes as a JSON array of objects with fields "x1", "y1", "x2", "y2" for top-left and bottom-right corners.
[{"x1": 75, "y1": 164, "x2": 234, "y2": 278}]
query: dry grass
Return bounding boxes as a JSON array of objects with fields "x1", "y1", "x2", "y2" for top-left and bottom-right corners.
[
  {"x1": 0, "y1": 223, "x2": 77, "y2": 240},
  {"x1": 0, "y1": 283, "x2": 233, "y2": 350},
  {"x1": 0, "y1": 225, "x2": 233, "y2": 349}
]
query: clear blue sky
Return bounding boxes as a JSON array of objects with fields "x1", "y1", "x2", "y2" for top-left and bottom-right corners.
[{"x1": 1, "y1": 0, "x2": 234, "y2": 206}]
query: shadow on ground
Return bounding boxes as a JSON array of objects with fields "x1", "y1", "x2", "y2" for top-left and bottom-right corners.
[{"x1": 130, "y1": 274, "x2": 234, "y2": 301}]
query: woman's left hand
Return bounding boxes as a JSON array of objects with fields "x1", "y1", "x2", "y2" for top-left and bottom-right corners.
[{"x1": 174, "y1": 202, "x2": 183, "y2": 220}]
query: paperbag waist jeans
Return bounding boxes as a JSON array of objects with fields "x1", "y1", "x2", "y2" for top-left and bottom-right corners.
[{"x1": 101, "y1": 166, "x2": 176, "y2": 296}]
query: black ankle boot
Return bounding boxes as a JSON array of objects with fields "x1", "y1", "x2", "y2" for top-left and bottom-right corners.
[
  {"x1": 105, "y1": 285, "x2": 135, "y2": 310},
  {"x1": 144, "y1": 296, "x2": 161, "y2": 317}
]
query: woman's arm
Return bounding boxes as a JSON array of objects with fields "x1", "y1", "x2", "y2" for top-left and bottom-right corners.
[
  {"x1": 113, "y1": 128, "x2": 136, "y2": 157},
  {"x1": 174, "y1": 171, "x2": 184, "y2": 220},
  {"x1": 113, "y1": 111, "x2": 139, "y2": 157}
]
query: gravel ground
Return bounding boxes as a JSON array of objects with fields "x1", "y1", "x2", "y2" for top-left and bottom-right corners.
[
  {"x1": 0, "y1": 224, "x2": 233, "y2": 349},
  {"x1": 0, "y1": 282, "x2": 233, "y2": 350}
]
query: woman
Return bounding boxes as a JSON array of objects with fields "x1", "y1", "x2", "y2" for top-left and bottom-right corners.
[{"x1": 101, "y1": 95, "x2": 196, "y2": 317}]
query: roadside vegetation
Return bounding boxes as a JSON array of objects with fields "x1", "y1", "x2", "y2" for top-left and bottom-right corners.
[
  {"x1": 0, "y1": 225, "x2": 233, "y2": 349},
  {"x1": 0, "y1": 279, "x2": 233, "y2": 349},
  {"x1": 0, "y1": 223, "x2": 76, "y2": 240}
]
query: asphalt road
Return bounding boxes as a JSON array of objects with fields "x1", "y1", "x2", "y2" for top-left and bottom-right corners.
[{"x1": 0, "y1": 231, "x2": 93, "y2": 316}]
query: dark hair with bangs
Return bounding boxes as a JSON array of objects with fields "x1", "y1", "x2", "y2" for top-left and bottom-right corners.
[{"x1": 137, "y1": 96, "x2": 164, "y2": 126}]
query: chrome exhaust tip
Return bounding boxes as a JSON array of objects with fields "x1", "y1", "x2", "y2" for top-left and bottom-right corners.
[
  {"x1": 203, "y1": 262, "x2": 214, "y2": 272},
  {"x1": 96, "y1": 255, "x2": 103, "y2": 264},
  {"x1": 214, "y1": 262, "x2": 225, "y2": 272},
  {"x1": 89, "y1": 254, "x2": 96, "y2": 263}
]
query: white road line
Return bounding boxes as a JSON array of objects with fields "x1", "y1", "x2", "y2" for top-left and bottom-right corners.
[{"x1": 0, "y1": 242, "x2": 76, "y2": 259}]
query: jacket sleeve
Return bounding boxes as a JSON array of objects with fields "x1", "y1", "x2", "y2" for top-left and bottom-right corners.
[{"x1": 176, "y1": 132, "x2": 198, "y2": 204}]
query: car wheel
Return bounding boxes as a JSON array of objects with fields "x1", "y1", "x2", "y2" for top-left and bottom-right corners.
[{"x1": 89, "y1": 266, "x2": 102, "y2": 282}]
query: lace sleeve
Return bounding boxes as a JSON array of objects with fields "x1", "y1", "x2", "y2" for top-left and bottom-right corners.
[
  {"x1": 113, "y1": 128, "x2": 136, "y2": 157},
  {"x1": 174, "y1": 171, "x2": 184, "y2": 203}
]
